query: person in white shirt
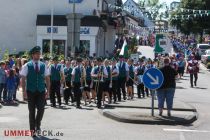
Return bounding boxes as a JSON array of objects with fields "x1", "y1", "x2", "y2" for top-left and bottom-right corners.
[
  {"x1": 91, "y1": 57, "x2": 108, "y2": 108},
  {"x1": 20, "y1": 46, "x2": 50, "y2": 137},
  {"x1": 116, "y1": 55, "x2": 129, "y2": 101},
  {"x1": 48, "y1": 56, "x2": 64, "y2": 107}
]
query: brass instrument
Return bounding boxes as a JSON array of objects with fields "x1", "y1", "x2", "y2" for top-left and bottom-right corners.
[
  {"x1": 129, "y1": 76, "x2": 140, "y2": 86},
  {"x1": 95, "y1": 66, "x2": 104, "y2": 93},
  {"x1": 81, "y1": 66, "x2": 88, "y2": 89},
  {"x1": 109, "y1": 66, "x2": 113, "y2": 88}
]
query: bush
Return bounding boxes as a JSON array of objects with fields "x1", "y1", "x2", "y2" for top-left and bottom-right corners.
[{"x1": 206, "y1": 62, "x2": 210, "y2": 69}]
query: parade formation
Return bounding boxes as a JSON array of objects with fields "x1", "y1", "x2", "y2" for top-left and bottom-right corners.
[{"x1": 0, "y1": 0, "x2": 210, "y2": 139}]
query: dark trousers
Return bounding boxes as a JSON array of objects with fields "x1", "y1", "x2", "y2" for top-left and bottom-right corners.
[
  {"x1": 110, "y1": 80, "x2": 118, "y2": 102},
  {"x1": 50, "y1": 81, "x2": 61, "y2": 106},
  {"x1": 73, "y1": 82, "x2": 82, "y2": 107},
  {"x1": 64, "y1": 81, "x2": 74, "y2": 104},
  {"x1": 27, "y1": 91, "x2": 45, "y2": 131},
  {"x1": 13, "y1": 87, "x2": 18, "y2": 100},
  {"x1": 96, "y1": 82, "x2": 104, "y2": 108},
  {"x1": 0, "y1": 83, "x2": 7, "y2": 101},
  {"x1": 137, "y1": 83, "x2": 145, "y2": 98},
  {"x1": 117, "y1": 77, "x2": 126, "y2": 101},
  {"x1": 190, "y1": 73, "x2": 198, "y2": 87},
  {"x1": 145, "y1": 88, "x2": 150, "y2": 96}
]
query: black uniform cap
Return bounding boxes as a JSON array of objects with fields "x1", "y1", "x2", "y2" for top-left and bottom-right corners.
[
  {"x1": 30, "y1": 46, "x2": 41, "y2": 54},
  {"x1": 76, "y1": 57, "x2": 83, "y2": 62},
  {"x1": 97, "y1": 57, "x2": 103, "y2": 62}
]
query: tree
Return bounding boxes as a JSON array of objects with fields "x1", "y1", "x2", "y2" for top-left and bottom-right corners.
[
  {"x1": 138, "y1": 0, "x2": 169, "y2": 21},
  {"x1": 170, "y1": 0, "x2": 210, "y2": 42}
]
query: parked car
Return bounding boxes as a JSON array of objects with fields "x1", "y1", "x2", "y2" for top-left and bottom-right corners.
[
  {"x1": 197, "y1": 44, "x2": 210, "y2": 56},
  {"x1": 201, "y1": 49, "x2": 210, "y2": 64}
]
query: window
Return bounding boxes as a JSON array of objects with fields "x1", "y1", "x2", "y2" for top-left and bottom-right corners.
[
  {"x1": 42, "y1": 40, "x2": 65, "y2": 56},
  {"x1": 75, "y1": 40, "x2": 90, "y2": 56}
]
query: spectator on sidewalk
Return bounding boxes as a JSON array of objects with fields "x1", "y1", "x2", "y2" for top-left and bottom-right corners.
[
  {"x1": 157, "y1": 58, "x2": 178, "y2": 117},
  {"x1": 6, "y1": 69, "x2": 17, "y2": 103},
  {"x1": 0, "y1": 61, "x2": 7, "y2": 103}
]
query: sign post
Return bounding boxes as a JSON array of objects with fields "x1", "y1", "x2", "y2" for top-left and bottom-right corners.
[{"x1": 142, "y1": 68, "x2": 164, "y2": 116}]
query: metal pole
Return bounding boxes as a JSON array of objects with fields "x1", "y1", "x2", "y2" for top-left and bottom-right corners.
[
  {"x1": 151, "y1": 90, "x2": 155, "y2": 116},
  {"x1": 50, "y1": 0, "x2": 54, "y2": 57},
  {"x1": 71, "y1": 0, "x2": 75, "y2": 57}
]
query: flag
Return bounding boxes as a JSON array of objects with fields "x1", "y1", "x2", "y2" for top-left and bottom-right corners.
[{"x1": 119, "y1": 39, "x2": 129, "y2": 58}]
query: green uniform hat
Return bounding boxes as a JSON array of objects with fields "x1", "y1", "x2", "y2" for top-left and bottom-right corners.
[
  {"x1": 111, "y1": 57, "x2": 117, "y2": 62},
  {"x1": 97, "y1": 57, "x2": 103, "y2": 62},
  {"x1": 76, "y1": 57, "x2": 83, "y2": 63},
  {"x1": 30, "y1": 46, "x2": 41, "y2": 54}
]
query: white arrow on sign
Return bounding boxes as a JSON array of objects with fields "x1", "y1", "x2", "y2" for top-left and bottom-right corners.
[{"x1": 146, "y1": 73, "x2": 159, "y2": 85}]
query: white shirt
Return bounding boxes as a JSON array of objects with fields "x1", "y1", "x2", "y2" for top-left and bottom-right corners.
[
  {"x1": 110, "y1": 65, "x2": 119, "y2": 74},
  {"x1": 71, "y1": 65, "x2": 83, "y2": 75},
  {"x1": 20, "y1": 60, "x2": 49, "y2": 77},
  {"x1": 91, "y1": 65, "x2": 108, "y2": 76},
  {"x1": 48, "y1": 63, "x2": 64, "y2": 75},
  {"x1": 116, "y1": 61, "x2": 129, "y2": 71}
]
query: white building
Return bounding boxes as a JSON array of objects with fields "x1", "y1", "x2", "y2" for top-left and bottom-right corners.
[
  {"x1": 0, "y1": 0, "x2": 119, "y2": 58},
  {"x1": 123, "y1": 0, "x2": 155, "y2": 27}
]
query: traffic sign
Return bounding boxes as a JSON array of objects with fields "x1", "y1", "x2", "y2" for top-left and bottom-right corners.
[{"x1": 142, "y1": 68, "x2": 164, "y2": 90}]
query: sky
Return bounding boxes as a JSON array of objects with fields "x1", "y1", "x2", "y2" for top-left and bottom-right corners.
[{"x1": 122, "y1": 0, "x2": 180, "y2": 5}]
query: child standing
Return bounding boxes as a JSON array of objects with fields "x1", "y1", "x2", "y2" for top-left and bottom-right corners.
[{"x1": 6, "y1": 69, "x2": 16, "y2": 103}]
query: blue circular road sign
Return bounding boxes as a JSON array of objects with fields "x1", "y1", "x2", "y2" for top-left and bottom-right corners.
[{"x1": 142, "y1": 68, "x2": 164, "y2": 90}]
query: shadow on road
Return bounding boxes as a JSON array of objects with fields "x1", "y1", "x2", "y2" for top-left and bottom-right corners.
[
  {"x1": 33, "y1": 136, "x2": 60, "y2": 140},
  {"x1": 176, "y1": 86, "x2": 186, "y2": 89},
  {"x1": 194, "y1": 87, "x2": 208, "y2": 90}
]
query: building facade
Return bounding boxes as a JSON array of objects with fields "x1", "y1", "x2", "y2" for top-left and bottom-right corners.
[
  {"x1": 0, "y1": 0, "x2": 122, "y2": 58},
  {"x1": 123, "y1": 0, "x2": 154, "y2": 27}
]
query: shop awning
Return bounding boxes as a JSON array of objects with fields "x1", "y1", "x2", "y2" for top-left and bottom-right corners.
[{"x1": 36, "y1": 15, "x2": 106, "y2": 29}]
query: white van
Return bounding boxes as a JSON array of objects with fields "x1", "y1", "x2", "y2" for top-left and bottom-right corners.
[{"x1": 197, "y1": 44, "x2": 210, "y2": 55}]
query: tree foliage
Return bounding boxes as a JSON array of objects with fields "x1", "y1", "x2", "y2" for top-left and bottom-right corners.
[
  {"x1": 138, "y1": 0, "x2": 169, "y2": 20},
  {"x1": 170, "y1": 0, "x2": 210, "y2": 38}
]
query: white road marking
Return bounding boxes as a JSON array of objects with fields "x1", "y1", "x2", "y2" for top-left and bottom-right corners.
[
  {"x1": 180, "y1": 132, "x2": 185, "y2": 140},
  {"x1": 163, "y1": 128, "x2": 210, "y2": 133},
  {"x1": 0, "y1": 117, "x2": 18, "y2": 123}
]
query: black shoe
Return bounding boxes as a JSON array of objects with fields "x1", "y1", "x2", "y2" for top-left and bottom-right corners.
[
  {"x1": 167, "y1": 112, "x2": 171, "y2": 117},
  {"x1": 159, "y1": 111, "x2": 162, "y2": 116},
  {"x1": 76, "y1": 106, "x2": 82, "y2": 109},
  {"x1": 194, "y1": 82, "x2": 197, "y2": 86},
  {"x1": 51, "y1": 104, "x2": 56, "y2": 107}
]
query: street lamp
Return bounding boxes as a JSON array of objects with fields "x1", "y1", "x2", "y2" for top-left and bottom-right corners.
[{"x1": 50, "y1": 0, "x2": 54, "y2": 57}]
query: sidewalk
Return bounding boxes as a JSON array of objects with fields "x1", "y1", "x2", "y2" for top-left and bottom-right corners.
[{"x1": 100, "y1": 97, "x2": 198, "y2": 125}]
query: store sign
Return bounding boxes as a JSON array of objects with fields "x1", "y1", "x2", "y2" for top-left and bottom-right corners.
[
  {"x1": 47, "y1": 27, "x2": 58, "y2": 33},
  {"x1": 80, "y1": 27, "x2": 90, "y2": 34},
  {"x1": 69, "y1": 0, "x2": 83, "y2": 3}
]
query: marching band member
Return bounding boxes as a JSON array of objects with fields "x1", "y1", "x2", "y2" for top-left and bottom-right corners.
[
  {"x1": 82, "y1": 59, "x2": 92, "y2": 105},
  {"x1": 71, "y1": 57, "x2": 83, "y2": 109},
  {"x1": 90, "y1": 59, "x2": 98, "y2": 103},
  {"x1": 135, "y1": 59, "x2": 145, "y2": 98},
  {"x1": 126, "y1": 59, "x2": 135, "y2": 100},
  {"x1": 145, "y1": 58, "x2": 156, "y2": 97},
  {"x1": 91, "y1": 58, "x2": 108, "y2": 108},
  {"x1": 49, "y1": 56, "x2": 64, "y2": 107},
  {"x1": 109, "y1": 58, "x2": 119, "y2": 103},
  {"x1": 20, "y1": 46, "x2": 50, "y2": 136},
  {"x1": 63, "y1": 59, "x2": 73, "y2": 105},
  {"x1": 102, "y1": 59, "x2": 111, "y2": 105},
  {"x1": 116, "y1": 55, "x2": 129, "y2": 101}
]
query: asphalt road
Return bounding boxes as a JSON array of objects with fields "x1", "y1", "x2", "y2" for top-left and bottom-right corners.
[{"x1": 0, "y1": 63, "x2": 210, "y2": 140}]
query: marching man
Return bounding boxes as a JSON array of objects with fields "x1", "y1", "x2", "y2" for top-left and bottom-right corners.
[{"x1": 20, "y1": 46, "x2": 50, "y2": 137}]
